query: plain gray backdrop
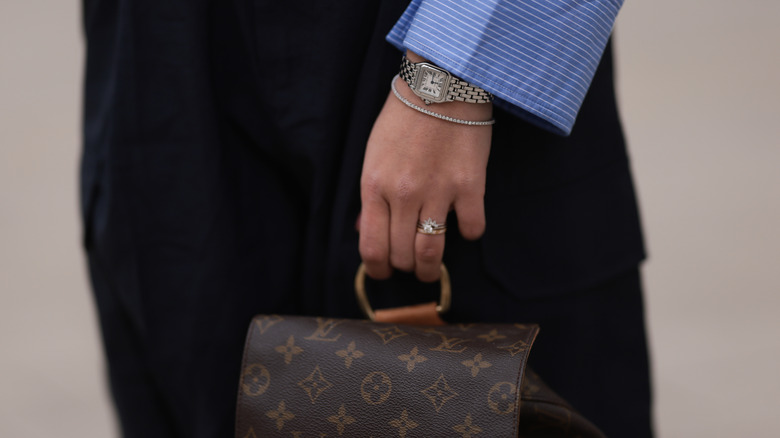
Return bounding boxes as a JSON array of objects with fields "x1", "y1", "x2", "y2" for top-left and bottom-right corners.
[{"x1": 1, "y1": 1, "x2": 778, "y2": 436}]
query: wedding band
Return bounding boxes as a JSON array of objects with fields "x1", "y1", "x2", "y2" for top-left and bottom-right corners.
[{"x1": 417, "y1": 217, "x2": 447, "y2": 235}]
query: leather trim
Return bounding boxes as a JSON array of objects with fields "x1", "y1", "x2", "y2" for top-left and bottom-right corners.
[{"x1": 374, "y1": 302, "x2": 446, "y2": 326}]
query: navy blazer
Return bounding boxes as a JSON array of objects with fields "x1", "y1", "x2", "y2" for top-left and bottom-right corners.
[
  {"x1": 81, "y1": 1, "x2": 648, "y2": 436},
  {"x1": 82, "y1": 0, "x2": 644, "y2": 320}
]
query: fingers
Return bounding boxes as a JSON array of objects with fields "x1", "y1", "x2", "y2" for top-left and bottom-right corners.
[
  {"x1": 359, "y1": 197, "x2": 392, "y2": 280},
  {"x1": 388, "y1": 193, "x2": 419, "y2": 272},
  {"x1": 358, "y1": 87, "x2": 491, "y2": 281},
  {"x1": 414, "y1": 207, "x2": 449, "y2": 283},
  {"x1": 361, "y1": 190, "x2": 485, "y2": 283},
  {"x1": 453, "y1": 191, "x2": 486, "y2": 241}
]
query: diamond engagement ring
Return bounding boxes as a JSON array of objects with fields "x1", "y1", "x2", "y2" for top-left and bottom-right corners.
[{"x1": 417, "y1": 218, "x2": 447, "y2": 235}]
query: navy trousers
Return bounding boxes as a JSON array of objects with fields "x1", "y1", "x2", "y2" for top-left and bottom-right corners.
[{"x1": 82, "y1": 0, "x2": 652, "y2": 436}]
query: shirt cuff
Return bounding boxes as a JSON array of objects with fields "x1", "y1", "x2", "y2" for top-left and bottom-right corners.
[{"x1": 386, "y1": 0, "x2": 623, "y2": 136}]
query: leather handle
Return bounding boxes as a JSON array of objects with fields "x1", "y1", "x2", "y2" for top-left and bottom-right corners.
[
  {"x1": 354, "y1": 263, "x2": 451, "y2": 326},
  {"x1": 374, "y1": 302, "x2": 446, "y2": 326}
]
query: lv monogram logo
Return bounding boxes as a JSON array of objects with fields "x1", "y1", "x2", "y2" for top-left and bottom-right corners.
[
  {"x1": 275, "y1": 335, "x2": 304, "y2": 365},
  {"x1": 372, "y1": 326, "x2": 408, "y2": 345},
  {"x1": 254, "y1": 315, "x2": 283, "y2": 335},
  {"x1": 497, "y1": 339, "x2": 529, "y2": 357},
  {"x1": 461, "y1": 353, "x2": 492, "y2": 377},
  {"x1": 487, "y1": 381, "x2": 517, "y2": 415},
  {"x1": 265, "y1": 400, "x2": 295, "y2": 431},
  {"x1": 297, "y1": 366, "x2": 334, "y2": 403},
  {"x1": 335, "y1": 341, "x2": 365, "y2": 369},
  {"x1": 477, "y1": 329, "x2": 506, "y2": 342},
  {"x1": 453, "y1": 414, "x2": 483, "y2": 438},
  {"x1": 427, "y1": 330, "x2": 470, "y2": 353},
  {"x1": 361, "y1": 371, "x2": 393, "y2": 405},
  {"x1": 305, "y1": 318, "x2": 344, "y2": 342},
  {"x1": 327, "y1": 404, "x2": 356, "y2": 436},
  {"x1": 421, "y1": 373, "x2": 458, "y2": 412},
  {"x1": 389, "y1": 409, "x2": 419, "y2": 438},
  {"x1": 398, "y1": 346, "x2": 428, "y2": 372},
  {"x1": 241, "y1": 363, "x2": 271, "y2": 397}
]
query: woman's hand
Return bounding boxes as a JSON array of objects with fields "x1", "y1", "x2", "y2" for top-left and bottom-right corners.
[{"x1": 359, "y1": 57, "x2": 492, "y2": 282}]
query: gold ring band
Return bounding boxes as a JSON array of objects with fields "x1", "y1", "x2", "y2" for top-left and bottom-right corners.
[{"x1": 417, "y1": 217, "x2": 447, "y2": 235}]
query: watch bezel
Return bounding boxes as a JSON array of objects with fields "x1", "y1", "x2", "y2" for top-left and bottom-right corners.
[{"x1": 412, "y1": 63, "x2": 452, "y2": 104}]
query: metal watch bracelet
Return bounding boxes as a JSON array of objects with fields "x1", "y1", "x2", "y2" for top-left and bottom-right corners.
[
  {"x1": 391, "y1": 75, "x2": 495, "y2": 126},
  {"x1": 400, "y1": 56, "x2": 494, "y2": 104}
]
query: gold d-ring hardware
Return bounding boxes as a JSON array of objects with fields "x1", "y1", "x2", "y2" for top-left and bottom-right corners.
[{"x1": 354, "y1": 263, "x2": 452, "y2": 321}]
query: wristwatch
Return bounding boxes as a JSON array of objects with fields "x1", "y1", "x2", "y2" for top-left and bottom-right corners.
[{"x1": 399, "y1": 55, "x2": 494, "y2": 105}]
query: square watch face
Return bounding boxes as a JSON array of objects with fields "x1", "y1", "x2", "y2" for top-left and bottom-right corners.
[{"x1": 416, "y1": 66, "x2": 449, "y2": 101}]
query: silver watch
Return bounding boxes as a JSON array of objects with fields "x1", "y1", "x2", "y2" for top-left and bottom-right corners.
[{"x1": 399, "y1": 55, "x2": 494, "y2": 105}]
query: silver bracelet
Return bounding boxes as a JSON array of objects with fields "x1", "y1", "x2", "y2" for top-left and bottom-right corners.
[{"x1": 390, "y1": 75, "x2": 495, "y2": 126}]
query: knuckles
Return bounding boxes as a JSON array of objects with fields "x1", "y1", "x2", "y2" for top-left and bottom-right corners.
[
  {"x1": 361, "y1": 173, "x2": 422, "y2": 205},
  {"x1": 415, "y1": 244, "x2": 441, "y2": 264},
  {"x1": 360, "y1": 174, "x2": 383, "y2": 198},
  {"x1": 359, "y1": 245, "x2": 387, "y2": 265},
  {"x1": 360, "y1": 244, "x2": 392, "y2": 280},
  {"x1": 452, "y1": 172, "x2": 476, "y2": 191},
  {"x1": 389, "y1": 174, "x2": 419, "y2": 204},
  {"x1": 362, "y1": 170, "x2": 484, "y2": 206},
  {"x1": 451, "y1": 171, "x2": 485, "y2": 197}
]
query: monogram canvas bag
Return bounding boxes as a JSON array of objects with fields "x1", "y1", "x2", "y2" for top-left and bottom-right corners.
[{"x1": 235, "y1": 265, "x2": 605, "y2": 437}]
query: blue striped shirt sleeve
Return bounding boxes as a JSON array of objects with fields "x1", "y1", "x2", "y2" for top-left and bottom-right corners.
[{"x1": 387, "y1": 0, "x2": 624, "y2": 136}]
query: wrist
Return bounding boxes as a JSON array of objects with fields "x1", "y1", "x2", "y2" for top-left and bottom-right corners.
[
  {"x1": 400, "y1": 50, "x2": 494, "y2": 106},
  {"x1": 393, "y1": 75, "x2": 493, "y2": 123}
]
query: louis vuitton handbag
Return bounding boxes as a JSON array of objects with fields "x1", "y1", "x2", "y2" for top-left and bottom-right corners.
[{"x1": 235, "y1": 264, "x2": 606, "y2": 437}]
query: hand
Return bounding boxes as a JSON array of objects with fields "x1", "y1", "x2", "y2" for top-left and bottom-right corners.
[{"x1": 359, "y1": 61, "x2": 492, "y2": 282}]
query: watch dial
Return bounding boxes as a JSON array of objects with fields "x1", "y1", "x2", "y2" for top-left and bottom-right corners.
[{"x1": 419, "y1": 69, "x2": 444, "y2": 99}]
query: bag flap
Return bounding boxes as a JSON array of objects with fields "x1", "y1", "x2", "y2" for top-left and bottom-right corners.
[{"x1": 236, "y1": 315, "x2": 539, "y2": 437}]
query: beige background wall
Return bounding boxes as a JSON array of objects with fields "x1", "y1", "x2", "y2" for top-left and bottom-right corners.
[{"x1": 1, "y1": 1, "x2": 778, "y2": 436}]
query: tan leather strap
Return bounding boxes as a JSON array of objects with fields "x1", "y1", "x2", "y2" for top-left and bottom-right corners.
[
  {"x1": 373, "y1": 301, "x2": 446, "y2": 326},
  {"x1": 354, "y1": 263, "x2": 451, "y2": 324}
]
